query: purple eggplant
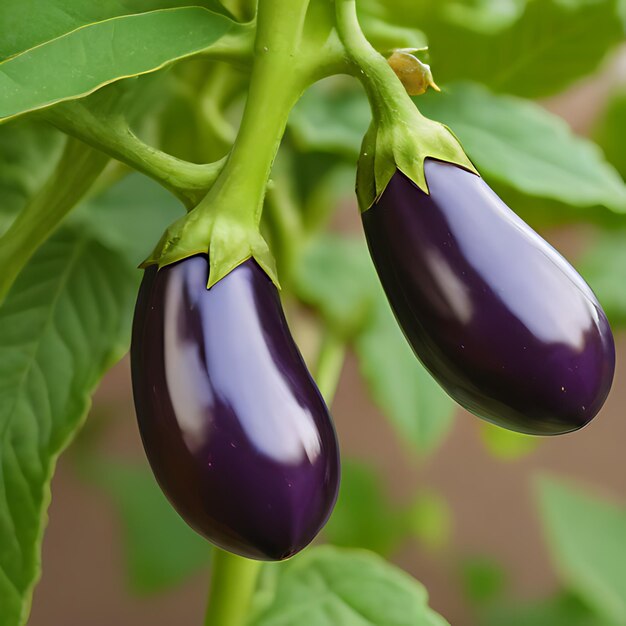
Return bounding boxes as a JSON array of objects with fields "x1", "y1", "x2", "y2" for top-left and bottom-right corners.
[
  {"x1": 362, "y1": 159, "x2": 615, "y2": 435},
  {"x1": 131, "y1": 255, "x2": 340, "y2": 560}
]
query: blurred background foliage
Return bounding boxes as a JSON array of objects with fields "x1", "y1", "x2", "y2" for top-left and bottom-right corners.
[{"x1": 1, "y1": 0, "x2": 626, "y2": 624}]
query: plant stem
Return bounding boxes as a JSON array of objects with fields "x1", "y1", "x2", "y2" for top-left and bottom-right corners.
[
  {"x1": 195, "y1": 0, "x2": 311, "y2": 227},
  {"x1": 0, "y1": 139, "x2": 107, "y2": 303},
  {"x1": 220, "y1": 0, "x2": 258, "y2": 22},
  {"x1": 315, "y1": 330, "x2": 346, "y2": 405},
  {"x1": 264, "y1": 177, "x2": 304, "y2": 278},
  {"x1": 204, "y1": 549, "x2": 262, "y2": 626},
  {"x1": 46, "y1": 104, "x2": 225, "y2": 210},
  {"x1": 334, "y1": 0, "x2": 411, "y2": 124}
]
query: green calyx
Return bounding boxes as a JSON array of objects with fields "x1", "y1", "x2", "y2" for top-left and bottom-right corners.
[
  {"x1": 142, "y1": 0, "x2": 321, "y2": 289},
  {"x1": 141, "y1": 199, "x2": 278, "y2": 289},
  {"x1": 356, "y1": 103, "x2": 477, "y2": 211},
  {"x1": 333, "y1": 0, "x2": 477, "y2": 212}
]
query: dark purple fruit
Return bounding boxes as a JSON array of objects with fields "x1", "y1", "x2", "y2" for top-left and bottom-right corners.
[
  {"x1": 131, "y1": 255, "x2": 340, "y2": 560},
  {"x1": 362, "y1": 159, "x2": 615, "y2": 435}
]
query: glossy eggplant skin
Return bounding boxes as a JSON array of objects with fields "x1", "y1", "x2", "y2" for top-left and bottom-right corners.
[
  {"x1": 362, "y1": 160, "x2": 615, "y2": 435},
  {"x1": 131, "y1": 256, "x2": 340, "y2": 560}
]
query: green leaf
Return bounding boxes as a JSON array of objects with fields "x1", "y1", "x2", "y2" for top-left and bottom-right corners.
[
  {"x1": 619, "y1": 0, "x2": 626, "y2": 30},
  {"x1": 479, "y1": 422, "x2": 540, "y2": 461},
  {"x1": 433, "y1": 0, "x2": 527, "y2": 34},
  {"x1": 481, "y1": 592, "x2": 612, "y2": 626},
  {"x1": 360, "y1": 0, "x2": 526, "y2": 35},
  {"x1": 88, "y1": 459, "x2": 211, "y2": 594},
  {"x1": 418, "y1": 82, "x2": 626, "y2": 213},
  {"x1": 324, "y1": 460, "x2": 405, "y2": 556},
  {"x1": 0, "y1": 228, "x2": 138, "y2": 626},
  {"x1": 0, "y1": 120, "x2": 65, "y2": 222},
  {"x1": 293, "y1": 235, "x2": 376, "y2": 337},
  {"x1": 595, "y1": 88, "x2": 626, "y2": 180},
  {"x1": 0, "y1": 7, "x2": 235, "y2": 122},
  {"x1": 535, "y1": 475, "x2": 626, "y2": 624},
  {"x1": 460, "y1": 556, "x2": 507, "y2": 607},
  {"x1": 355, "y1": 296, "x2": 457, "y2": 455},
  {"x1": 288, "y1": 81, "x2": 626, "y2": 214},
  {"x1": 578, "y1": 229, "x2": 626, "y2": 328},
  {"x1": 426, "y1": 0, "x2": 623, "y2": 98},
  {"x1": 289, "y1": 81, "x2": 371, "y2": 160},
  {"x1": 73, "y1": 172, "x2": 184, "y2": 266},
  {"x1": 0, "y1": 0, "x2": 232, "y2": 61},
  {"x1": 293, "y1": 235, "x2": 457, "y2": 455},
  {"x1": 249, "y1": 546, "x2": 449, "y2": 626}
]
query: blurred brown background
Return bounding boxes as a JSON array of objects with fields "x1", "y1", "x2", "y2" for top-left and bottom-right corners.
[{"x1": 28, "y1": 52, "x2": 626, "y2": 626}]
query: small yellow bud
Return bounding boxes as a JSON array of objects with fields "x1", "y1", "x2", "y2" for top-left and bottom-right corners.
[{"x1": 387, "y1": 50, "x2": 441, "y2": 96}]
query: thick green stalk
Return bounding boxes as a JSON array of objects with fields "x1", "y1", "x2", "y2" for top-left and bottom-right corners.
[
  {"x1": 315, "y1": 330, "x2": 346, "y2": 405},
  {"x1": 0, "y1": 139, "x2": 107, "y2": 302},
  {"x1": 204, "y1": 549, "x2": 262, "y2": 626},
  {"x1": 195, "y1": 0, "x2": 311, "y2": 227},
  {"x1": 46, "y1": 105, "x2": 224, "y2": 210},
  {"x1": 143, "y1": 0, "x2": 314, "y2": 285},
  {"x1": 334, "y1": 0, "x2": 409, "y2": 125},
  {"x1": 200, "y1": 5, "x2": 327, "y2": 622}
]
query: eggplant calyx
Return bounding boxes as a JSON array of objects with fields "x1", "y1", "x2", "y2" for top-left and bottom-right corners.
[
  {"x1": 356, "y1": 107, "x2": 478, "y2": 212},
  {"x1": 140, "y1": 207, "x2": 279, "y2": 289}
]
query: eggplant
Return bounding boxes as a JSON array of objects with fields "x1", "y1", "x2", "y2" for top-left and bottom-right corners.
[
  {"x1": 131, "y1": 255, "x2": 340, "y2": 560},
  {"x1": 362, "y1": 159, "x2": 615, "y2": 435}
]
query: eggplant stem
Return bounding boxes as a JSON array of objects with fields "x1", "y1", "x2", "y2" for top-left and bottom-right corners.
[
  {"x1": 315, "y1": 330, "x2": 346, "y2": 406},
  {"x1": 204, "y1": 549, "x2": 261, "y2": 626}
]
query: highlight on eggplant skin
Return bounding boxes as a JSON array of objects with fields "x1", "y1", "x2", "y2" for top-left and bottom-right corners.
[
  {"x1": 131, "y1": 255, "x2": 340, "y2": 561},
  {"x1": 362, "y1": 159, "x2": 615, "y2": 436}
]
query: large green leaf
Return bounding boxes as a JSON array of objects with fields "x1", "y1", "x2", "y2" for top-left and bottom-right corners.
[
  {"x1": 418, "y1": 83, "x2": 626, "y2": 213},
  {"x1": 355, "y1": 296, "x2": 457, "y2": 455},
  {"x1": 595, "y1": 88, "x2": 626, "y2": 180},
  {"x1": 293, "y1": 235, "x2": 375, "y2": 337},
  {"x1": 360, "y1": 0, "x2": 525, "y2": 35},
  {"x1": 288, "y1": 81, "x2": 626, "y2": 213},
  {"x1": 249, "y1": 546, "x2": 449, "y2": 626},
  {"x1": 426, "y1": 0, "x2": 623, "y2": 98},
  {"x1": 73, "y1": 172, "x2": 184, "y2": 266},
  {"x1": 0, "y1": 228, "x2": 138, "y2": 626},
  {"x1": 578, "y1": 229, "x2": 626, "y2": 328},
  {"x1": 0, "y1": 7, "x2": 235, "y2": 122},
  {"x1": 88, "y1": 459, "x2": 211, "y2": 594},
  {"x1": 536, "y1": 475, "x2": 626, "y2": 624},
  {"x1": 294, "y1": 235, "x2": 456, "y2": 455},
  {"x1": 288, "y1": 82, "x2": 370, "y2": 159},
  {"x1": 0, "y1": 120, "x2": 65, "y2": 221},
  {"x1": 0, "y1": 0, "x2": 232, "y2": 61}
]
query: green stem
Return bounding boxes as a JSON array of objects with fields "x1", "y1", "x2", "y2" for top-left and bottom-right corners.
[
  {"x1": 334, "y1": 0, "x2": 411, "y2": 124},
  {"x1": 201, "y1": 19, "x2": 257, "y2": 66},
  {"x1": 315, "y1": 330, "x2": 346, "y2": 405},
  {"x1": 46, "y1": 104, "x2": 225, "y2": 210},
  {"x1": 0, "y1": 139, "x2": 108, "y2": 302},
  {"x1": 145, "y1": 0, "x2": 314, "y2": 285},
  {"x1": 220, "y1": 0, "x2": 258, "y2": 22},
  {"x1": 195, "y1": 0, "x2": 311, "y2": 226},
  {"x1": 204, "y1": 549, "x2": 262, "y2": 626},
  {"x1": 264, "y1": 178, "x2": 304, "y2": 278}
]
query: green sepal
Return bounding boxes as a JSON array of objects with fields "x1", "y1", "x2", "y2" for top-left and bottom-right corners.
[
  {"x1": 141, "y1": 205, "x2": 280, "y2": 289},
  {"x1": 356, "y1": 104, "x2": 478, "y2": 212}
]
